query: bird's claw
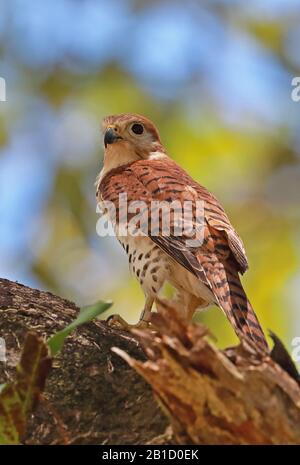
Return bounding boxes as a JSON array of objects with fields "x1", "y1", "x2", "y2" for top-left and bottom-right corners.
[{"x1": 106, "y1": 314, "x2": 151, "y2": 331}]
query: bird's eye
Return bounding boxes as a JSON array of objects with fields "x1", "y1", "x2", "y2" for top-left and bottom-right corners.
[{"x1": 131, "y1": 123, "x2": 144, "y2": 135}]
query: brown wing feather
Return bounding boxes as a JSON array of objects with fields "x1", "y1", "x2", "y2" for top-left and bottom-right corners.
[{"x1": 181, "y1": 174, "x2": 249, "y2": 273}]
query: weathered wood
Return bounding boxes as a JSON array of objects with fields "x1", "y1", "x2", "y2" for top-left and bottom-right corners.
[{"x1": 114, "y1": 302, "x2": 300, "y2": 445}]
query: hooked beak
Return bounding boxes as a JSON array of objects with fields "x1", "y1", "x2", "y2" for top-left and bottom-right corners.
[{"x1": 104, "y1": 127, "x2": 122, "y2": 148}]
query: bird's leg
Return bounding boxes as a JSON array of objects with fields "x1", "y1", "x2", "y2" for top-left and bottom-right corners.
[
  {"x1": 139, "y1": 296, "x2": 154, "y2": 324},
  {"x1": 106, "y1": 296, "x2": 154, "y2": 331},
  {"x1": 155, "y1": 292, "x2": 207, "y2": 321}
]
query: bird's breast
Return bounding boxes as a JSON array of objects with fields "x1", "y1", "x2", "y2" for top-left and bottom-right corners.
[{"x1": 117, "y1": 233, "x2": 170, "y2": 297}]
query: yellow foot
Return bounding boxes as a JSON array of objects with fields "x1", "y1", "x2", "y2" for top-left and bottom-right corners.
[{"x1": 106, "y1": 314, "x2": 151, "y2": 331}]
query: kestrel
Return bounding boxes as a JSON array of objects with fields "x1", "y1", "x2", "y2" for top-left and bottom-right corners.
[{"x1": 96, "y1": 113, "x2": 268, "y2": 351}]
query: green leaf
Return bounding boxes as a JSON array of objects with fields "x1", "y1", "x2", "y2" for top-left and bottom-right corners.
[{"x1": 47, "y1": 300, "x2": 112, "y2": 356}]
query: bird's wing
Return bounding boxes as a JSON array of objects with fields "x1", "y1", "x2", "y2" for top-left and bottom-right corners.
[
  {"x1": 189, "y1": 183, "x2": 249, "y2": 274},
  {"x1": 124, "y1": 158, "x2": 248, "y2": 268},
  {"x1": 98, "y1": 158, "x2": 267, "y2": 350}
]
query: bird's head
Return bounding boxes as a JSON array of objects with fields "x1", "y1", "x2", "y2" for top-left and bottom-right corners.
[{"x1": 101, "y1": 114, "x2": 166, "y2": 173}]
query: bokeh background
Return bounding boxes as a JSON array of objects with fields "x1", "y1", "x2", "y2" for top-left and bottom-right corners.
[{"x1": 0, "y1": 0, "x2": 300, "y2": 353}]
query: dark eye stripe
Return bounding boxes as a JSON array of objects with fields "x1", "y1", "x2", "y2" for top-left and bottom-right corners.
[{"x1": 131, "y1": 123, "x2": 144, "y2": 135}]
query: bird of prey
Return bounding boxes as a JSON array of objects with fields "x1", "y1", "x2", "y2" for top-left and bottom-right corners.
[{"x1": 96, "y1": 113, "x2": 268, "y2": 351}]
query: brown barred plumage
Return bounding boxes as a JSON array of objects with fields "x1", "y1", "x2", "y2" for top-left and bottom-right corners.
[{"x1": 96, "y1": 113, "x2": 268, "y2": 352}]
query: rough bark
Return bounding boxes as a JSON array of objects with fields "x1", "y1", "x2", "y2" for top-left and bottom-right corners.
[
  {"x1": 0, "y1": 278, "x2": 168, "y2": 445},
  {"x1": 1, "y1": 278, "x2": 300, "y2": 445}
]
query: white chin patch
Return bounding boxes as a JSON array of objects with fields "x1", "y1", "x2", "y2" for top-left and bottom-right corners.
[{"x1": 149, "y1": 151, "x2": 166, "y2": 160}]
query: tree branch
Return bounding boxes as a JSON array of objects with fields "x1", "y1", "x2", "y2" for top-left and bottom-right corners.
[
  {"x1": 1, "y1": 278, "x2": 299, "y2": 445},
  {"x1": 0, "y1": 278, "x2": 168, "y2": 444}
]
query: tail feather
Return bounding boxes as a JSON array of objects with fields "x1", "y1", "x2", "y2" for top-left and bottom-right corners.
[
  {"x1": 226, "y1": 277, "x2": 268, "y2": 351},
  {"x1": 199, "y1": 254, "x2": 268, "y2": 351}
]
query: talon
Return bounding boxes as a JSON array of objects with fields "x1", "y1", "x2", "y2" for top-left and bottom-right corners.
[
  {"x1": 106, "y1": 314, "x2": 131, "y2": 330},
  {"x1": 106, "y1": 314, "x2": 151, "y2": 331},
  {"x1": 134, "y1": 319, "x2": 151, "y2": 329}
]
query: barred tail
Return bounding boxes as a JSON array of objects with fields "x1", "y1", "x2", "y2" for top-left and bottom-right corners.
[
  {"x1": 200, "y1": 255, "x2": 269, "y2": 352},
  {"x1": 220, "y1": 271, "x2": 268, "y2": 351}
]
